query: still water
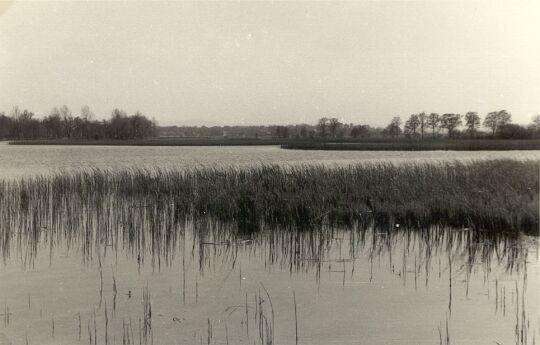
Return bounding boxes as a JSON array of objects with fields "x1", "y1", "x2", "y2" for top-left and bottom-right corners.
[
  {"x1": 1, "y1": 142, "x2": 539, "y2": 178},
  {"x1": 0, "y1": 221, "x2": 538, "y2": 345}
]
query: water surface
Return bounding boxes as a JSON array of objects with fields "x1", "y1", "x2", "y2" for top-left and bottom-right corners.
[
  {"x1": 0, "y1": 211, "x2": 538, "y2": 344},
  {"x1": 1, "y1": 142, "x2": 539, "y2": 178}
]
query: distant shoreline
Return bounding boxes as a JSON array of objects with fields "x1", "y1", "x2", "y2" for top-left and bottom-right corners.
[
  {"x1": 281, "y1": 139, "x2": 540, "y2": 151},
  {"x1": 7, "y1": 138, "x2": 540, "y2": 150},
  {"x1": 8, "y1": 138, "x2": 297, "y2": 146}
]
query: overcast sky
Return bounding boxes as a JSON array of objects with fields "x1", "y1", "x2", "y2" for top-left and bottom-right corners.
[{"x1": 1, "y1": 1, "x2": 539, "y2": 126}]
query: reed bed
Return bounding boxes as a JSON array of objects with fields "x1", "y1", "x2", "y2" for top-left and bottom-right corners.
[
  {"x1": 0, "y1": 160, "x2": 537, "y2": 238},
  {"x1": 282, "y1": 139, "x2": 540, "y2": 151}
]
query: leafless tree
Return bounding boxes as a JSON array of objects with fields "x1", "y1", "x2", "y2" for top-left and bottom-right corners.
[
  {"x1": 404, "y1": 114, "x2": 420, "y2": 137},
  {"x1": 328, "y1": 118, "x2": 342, "y2": 138},
  {"x1": 440, "y1": 113, "x2": 462, "y2": 138},
  {"x1": 317, "y1": 117, "x2": 329, "y2": 138},
  {"x1": 464, "y1": 112, "x2": 481, "y2": 138},
  {"x1": 418, "y1": 112, "x2": 427, "y2": 139},
  {"x1": 426, "y1": 113, "x2": 440, "y2": 137}
]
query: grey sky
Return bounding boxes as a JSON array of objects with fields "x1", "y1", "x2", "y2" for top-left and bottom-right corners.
[{"x1": 1, "y1": 1, "x2": 539, "y2": 126}]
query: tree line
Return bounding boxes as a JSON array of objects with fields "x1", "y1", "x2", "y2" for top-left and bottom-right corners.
[
  {"x1": 2, "y1": 106, "x2": 538, "y2": 140},
  {"x1": 276, "y1": 112, "x2": 540, "y2": 140},
  {"x1": 160, "y1": 122, "x2": 375, "y2": 139},
  {"x1": 383, "y1": 110, "x2": 540, "y2": 139},
  {"x1": 0, "y1": 106, "x2": 156, "y2": 140}
]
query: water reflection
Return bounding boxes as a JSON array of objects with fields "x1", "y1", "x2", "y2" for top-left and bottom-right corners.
[{"x1": 0, "y1": 197, "x2": 538, "y2": 344}]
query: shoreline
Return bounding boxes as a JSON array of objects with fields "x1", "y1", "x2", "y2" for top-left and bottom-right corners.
[{"x1": 7, "y1": 138, "x2": 540, "y2": 150}]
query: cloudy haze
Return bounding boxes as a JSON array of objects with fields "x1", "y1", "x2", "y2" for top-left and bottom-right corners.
[{"x1": 1, "y1": 1, "x2": 539, "y2": 126}]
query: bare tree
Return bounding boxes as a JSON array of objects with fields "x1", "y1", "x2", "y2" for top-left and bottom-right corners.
[
  {"x1": 418, "y1": 112, "x2": 427, "y2": 139},
  {"x1": 9, "y1": 105, "x2": 21, "y2": 119},
  {"x1": 464, "y1": 112, "x2": 481, "y2": 138},
  {"x1": 328, "y1": 118, "x2": 342, "y2": 138},
  {"x1": 404, "y1": 114, "x2": 420, "y2": 138},
  {"x1": 12, "y1": 109, "x2": 36, "y2": 139},
  {"x1": 426, "y1": 113, "x2": 440, "y2": 137},
  {"x1": 43, "y1": 107, "x2": 63, "y2": 138},
  {"x1": 317, "y1": 117, "x2": 329, "y2": 138},
  {"x1": 483, "y1": 111, "x2": 498, "y2": 135},
  {"x1": 384, "y1": 117, "x2": 402, "y2": 139},
  {"x1": 81, "y1": 105, "x2": 94, "y2": 121},
  {"x1": 483, "y1": 110, "x2": 512, "y2": 136},
  {"x1": 497, "y1": 110, "x2": 512, "y2": 127},
  {"x1": 440, "y1": 113, "x2": 462, "y2": 138},
  {"x1": 59, "y1": 105, "x2": 73, "y2": 138},
  {"x1": 110, "y1": 108, "x2": 129, "y2": 139}
]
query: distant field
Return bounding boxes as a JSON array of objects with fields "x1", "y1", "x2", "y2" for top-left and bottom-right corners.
[{"x1": 282, "y1": 139, "x2": 540, "y2": 151}]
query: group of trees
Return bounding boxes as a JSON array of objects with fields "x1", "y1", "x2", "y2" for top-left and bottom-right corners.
[
  {"x1": 386, "y1": 110, "x2": 540, "y2": 139},
  {"x1": 393, "y1": 113, "x2": 463, "y2": 139},
  {"x1": 0, "y1": 106, "x2": 156, "y2": 140},
  {"x1": 310, "y1": 111, "x2": 540, "y2": 140}
]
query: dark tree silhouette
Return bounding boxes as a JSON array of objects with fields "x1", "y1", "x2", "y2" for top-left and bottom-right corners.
[
  {"x1": 328, "y1": 118, "x2": 342, "y2": 138},
  {"x1": 317, "y1": 117, "x2": 329, "y2": 138},
  {"x1": 426, "y1": 113, "x2": 440, "y2": 137},
  {"x1": 404, "y1": 114, "x2": 420, "y2": 138},
  {"x1": 464, "y1": 112, "x2": 481, "y2": 138},
  {"x1": 440, "y1": 113, "x2": 462, "y2": 138}
]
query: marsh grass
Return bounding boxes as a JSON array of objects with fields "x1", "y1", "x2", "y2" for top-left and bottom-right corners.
[
  {"x1": 282, "y1": 139, "x2": 540, "y2": 151},
  {"x1": 1, "y1": 160, "x2": 536, "y2": 239}
]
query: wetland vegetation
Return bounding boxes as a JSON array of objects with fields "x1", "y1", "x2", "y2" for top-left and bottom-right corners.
[
  {"x1": 281, "y1": 139, "x2": 540, "y2": 151},
  {"x1": 3, "y1": 159, "x2": 537, "y2": 234}
]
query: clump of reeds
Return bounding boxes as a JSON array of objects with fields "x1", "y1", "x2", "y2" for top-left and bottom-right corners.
[{"x1": 0, "y1": 160, "x2": 537, "y2": 268}]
